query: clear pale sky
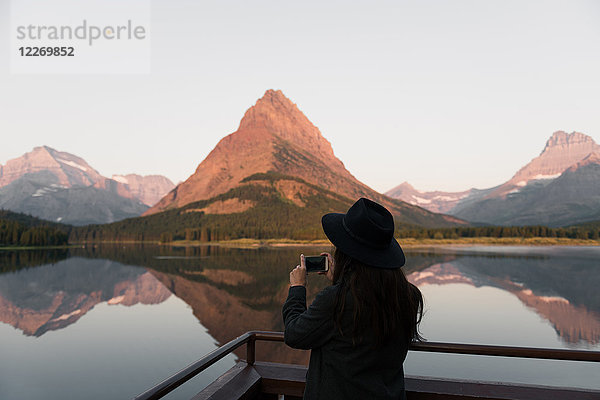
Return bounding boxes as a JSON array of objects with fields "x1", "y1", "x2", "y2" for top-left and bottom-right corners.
[{"x1": 1, "y1": 0, "x2": 599, "y2": 192}]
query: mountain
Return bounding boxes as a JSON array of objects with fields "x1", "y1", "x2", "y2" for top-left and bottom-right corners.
[
  {"x1": 112, "y1": 174, "x2": 175, "y2": 206},
  {"x1": 0, "y1": 169, "x2": 148, "y2": 225},
  {"x1": 487, "y1": 131, "x2": 600, "y2": 198},
  {"x1": 385, "y1": 182, "x2": 489, "y2": 214},
  {"x1": 452, "y1": 151, "x2": 600, "y2": 226},
  {"x1": 0, "y1": 145, "x2": 106, "y2": 189},
  {"x1": 387, "y1": 131, "x2": 600, "y2": 227},
  {"x1": 144, "y1": 89, "x2": 463, "y2": 228},
  {"x1": 0, "y1": 146, "x2": 174, "y2": 225}
]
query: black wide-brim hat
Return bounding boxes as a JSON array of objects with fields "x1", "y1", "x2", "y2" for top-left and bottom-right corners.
[{"x1": 322, "y1": 198, "x2": 405, "y2": 269}]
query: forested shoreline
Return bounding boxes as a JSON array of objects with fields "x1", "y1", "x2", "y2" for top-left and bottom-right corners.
[
  {"x1": 0, "y1": 210, "x2": 70, "y2": 247},
  {"x1": 2, "y1": 208, "x2": 599, "y2": 248}
]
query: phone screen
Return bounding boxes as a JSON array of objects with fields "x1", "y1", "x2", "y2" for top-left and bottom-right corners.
[{"x1": 305, "y1": 255, "x2": 328, "y2": 273}]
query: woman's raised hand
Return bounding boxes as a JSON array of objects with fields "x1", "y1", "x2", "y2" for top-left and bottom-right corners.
[{"x1": 290, "y1": 254, "x2": 307, "y2": 287}]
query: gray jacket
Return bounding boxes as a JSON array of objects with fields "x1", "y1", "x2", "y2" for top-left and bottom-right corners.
[{"x1": 283, "y1": 285, "x2": 408, "y2": 400}]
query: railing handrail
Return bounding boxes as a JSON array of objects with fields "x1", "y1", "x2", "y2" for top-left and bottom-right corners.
[{"x1": 133, "y1": 330, "x2": 600, "y2": 400}]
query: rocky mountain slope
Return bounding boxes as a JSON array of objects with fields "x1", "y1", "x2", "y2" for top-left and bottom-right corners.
[
  {"x1": 387, "y1": 131, "x2": 600, "y2": 226},
  {"x1": 0, "y1": 146, "x2": 174, "y2": 225},
  {"x1": 0, "y1": 170, "x2": 148, "y2": 225},
  {"x1": 385, "y1": 182, "x2": 486, "y2": 214},
  {"x1": 516, "y1": 131, "x2": 599, "y2": 181},
  {"x1": 452, "y1": 151, "x2": 600, "y2": 226},
  {"x1": 145, "y1": 89, "x2": 463, "y2": 228},
  {"x1": 112, "y1": 174, "x2": 175, "y2": 206},
  {"x1": 488, "y1": 131, "x2": 600, "y2": 198},
  {"x1": 0, "y1": 146, "x2": 105, "y2": 189}
]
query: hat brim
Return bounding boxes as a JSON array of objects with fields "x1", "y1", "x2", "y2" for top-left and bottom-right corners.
[{"x1": 321, "y1": 213, "x2": 406, "y2": 269}]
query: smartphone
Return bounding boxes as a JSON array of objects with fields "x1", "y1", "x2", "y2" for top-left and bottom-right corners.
[{"x1": 304, "y1": 255, "x2": 329, "y2": 273}]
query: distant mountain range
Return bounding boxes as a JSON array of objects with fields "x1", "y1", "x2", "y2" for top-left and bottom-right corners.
[
  {"x1": 0, "y1": 146, "x2": 174, "y2": 225},
  {"x1": 387, "y1": 131, "x2": 600, "y2": 227},
  {"x1": 72, "y1": 90, "x2": 464, "y2": 242},
  {"x1": 4, "y1": 92, "x2": 596, "y2": 230}
]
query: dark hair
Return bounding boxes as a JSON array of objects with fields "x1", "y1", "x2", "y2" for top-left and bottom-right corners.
[{"x1": 332, "y1": 247, "x2": 424, "y2": 347}]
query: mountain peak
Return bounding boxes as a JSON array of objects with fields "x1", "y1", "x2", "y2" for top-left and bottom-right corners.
[
  {"x1": 239, "y1": 89, "x2": 318, "y2": 136},
  {"x1": 0, "y1": 146, "x2": 103, "y2": 188},
  {"x1": 388, "y1": 182, "x2": 417, "y2": 193},
  {"x1": 35, "y1": 145, "x2": 54, "y2": 154},
  {"x1": 541, "y1": 131, "x2": 596, "y2": 155},
  {"x1": 505, "y1": 130, "x2": 600, "y2": 188},
  {"x1": 239, "y1": 89, "x2": 296, "y2": 129},
  {"x1": 261, "y1": 88, "x2": 288, "y2": 102},
  {"x1": 21, "y1": 146, "x2": 57, "y2": 165},
  {"x1": 146, "y1": 89, "x2": 349, "y2": 213},
  {"x1": 238, "y1": 89, "x2": 338, "y2": 164}
]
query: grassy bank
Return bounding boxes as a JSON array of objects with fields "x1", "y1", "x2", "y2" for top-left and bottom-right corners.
[
  {"x1": 397, "y1": 237, "x2": 600, "y2": 247},
  {"x1": 9, "y1": 237, "x2": 595, "y2": 250},
  {"x1": 168, "y1": 236, "x2": 599, "y2": 248},
  {"x1": 169, "y1": 238, "x2": 332, "y2": 248}
]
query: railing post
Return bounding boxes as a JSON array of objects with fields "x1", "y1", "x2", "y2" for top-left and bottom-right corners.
[{"x1": 246, "y1": 334, "x2": 256, "y2": 365}]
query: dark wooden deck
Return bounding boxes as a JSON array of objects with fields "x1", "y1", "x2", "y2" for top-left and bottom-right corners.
[{"x1": 134, "y1": 331, "x2": 600, "y2": 400}]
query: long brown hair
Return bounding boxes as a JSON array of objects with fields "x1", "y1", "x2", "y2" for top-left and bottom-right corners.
[{"x1": 332, "y1": 247, "x2": 424, "y2": 347}]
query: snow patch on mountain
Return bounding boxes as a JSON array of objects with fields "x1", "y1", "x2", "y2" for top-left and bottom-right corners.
[
  {"x1": 50, "y1": 309, "x2": 82, "y2": 322},
  {"x1": 56, "y1": 158, "x2": 88, "y2": 172},
  {"x1": 532, "y1": 173, "x2": 561, "y2": 181},
  {"x1": 32, "y1": 186, "x2": 60, "y2": 197},
  {"x1": 411, "y1": 195, "x2": 432, "y2": 204},
  {"x1": 112, "y1": 175, "x2": 129, "y2": 184}
]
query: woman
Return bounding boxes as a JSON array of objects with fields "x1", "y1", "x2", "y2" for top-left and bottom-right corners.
[{"x1": 283, "y1": 198, "x2": 424, "y2": 400}]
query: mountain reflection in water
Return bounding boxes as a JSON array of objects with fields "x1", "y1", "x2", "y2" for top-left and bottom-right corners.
[
  {"x1": 1, "y1": 245, "x2": 599, "y2": 365},
  {"x1": 407, "y1": 260, "x2": 600, "y2": 346},
  {"x1": 0, "y1": 257, "x2": 171, "y2": 336}
]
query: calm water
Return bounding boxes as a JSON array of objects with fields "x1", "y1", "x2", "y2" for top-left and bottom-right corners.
[{"x1": 0, "y1": 245, "x2": 598, "y2": 399}]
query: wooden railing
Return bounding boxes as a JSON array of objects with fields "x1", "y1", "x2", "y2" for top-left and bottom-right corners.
[{"x1": 133, "y1": 331, "x2": 600, "y2": 400}]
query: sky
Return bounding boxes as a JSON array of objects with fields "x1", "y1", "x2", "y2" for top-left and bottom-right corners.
[{"x1": 1, "y1": 0, "x2": 599, "y2": 193}]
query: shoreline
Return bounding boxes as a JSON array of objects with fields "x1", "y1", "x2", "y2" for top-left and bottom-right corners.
[
  {"x1": 0, "y1": 244, "x2": 83, "y2": 251},
  {"x1": 2, "y1": 237, "x2": 597, "y2": 251},
  {"x1": 153, "y1": 237, "x2": 600, "y2": 248}
]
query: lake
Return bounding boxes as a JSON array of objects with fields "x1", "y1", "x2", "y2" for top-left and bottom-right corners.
[{"x1": 0, "y1": 244, "x2": 599, "y2": 399}]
